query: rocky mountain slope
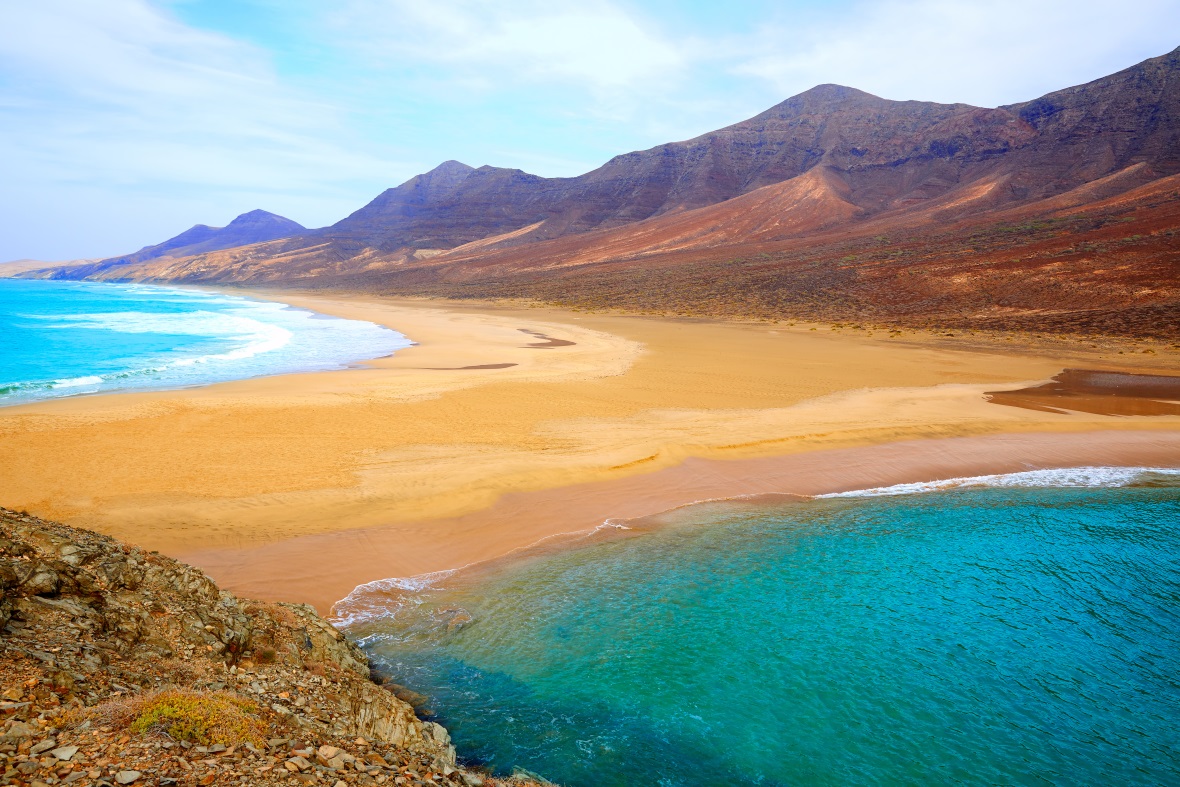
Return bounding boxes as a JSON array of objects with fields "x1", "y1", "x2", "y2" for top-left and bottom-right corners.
[
  {"x1": 26, "y1": 47, "x2": 1180, "y2": 337},
  {"x1": 0, "y1": 508, "x2": 551, "y2": 787}
]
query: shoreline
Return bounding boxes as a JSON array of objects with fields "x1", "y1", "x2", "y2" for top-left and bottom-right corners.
[
  {"x1": 2, "y1": 286, "x2": 1179, "y2": 614},
  {"x1": 0, "y1": 279, "x2": 414, "y2": 408},
  {"x1": 329, "y1": 436, "x2": 1180, "y2": 627},
  {"x1": 186, "y1": 429, "x2": 1180, "y2": 616}
]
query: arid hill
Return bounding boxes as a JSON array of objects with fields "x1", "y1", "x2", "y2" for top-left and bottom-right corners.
[{"x1": 29, "y1": 47, "x2": 1180, "y2": 337}]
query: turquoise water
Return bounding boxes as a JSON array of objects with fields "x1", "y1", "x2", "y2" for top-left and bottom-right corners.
[
  {"x1": 0, "y1": 279, "x2": 410, "y2": 404},
  {"x1": 346, "y1": 470, "x2": 1180, "y2": 786}
]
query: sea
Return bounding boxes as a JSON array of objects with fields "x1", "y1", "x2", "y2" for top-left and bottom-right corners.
[
  {"x1": 341, "y1": 468, "x2": 1180, "y2": 787},
  {"x1": 0, "y1": 279, "x2": 411, "y2": 405}
]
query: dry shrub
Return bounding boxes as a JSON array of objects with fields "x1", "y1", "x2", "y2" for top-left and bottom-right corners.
[
  {"x1": 68, "y1": 689, "x2": 267, "y2": 746},
  {"x1": 268, "y1": 604, "x2": 301, "y2": 628},
  {"x1": 153, "y1": 658, "x2": 205, "y2": 685}
]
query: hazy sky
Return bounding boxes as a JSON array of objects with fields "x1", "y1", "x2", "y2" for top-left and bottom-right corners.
[{"x1": 1, "y1": 0, "x2": 1177, "y2": 261}]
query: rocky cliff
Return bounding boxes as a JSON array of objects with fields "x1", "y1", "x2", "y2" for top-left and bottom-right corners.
[{"x1": 0, "y1": 508, "x2": 550, "y2": 787}]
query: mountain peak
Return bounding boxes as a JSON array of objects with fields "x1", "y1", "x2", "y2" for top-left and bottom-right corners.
[
  {"x1": 430, "y1": 160, "x2": 475, "y2": 175},
  {"x1": 95, "y1": 210, "x2": 305, "y2": 267},
  {"x1": 224, "y1": 209, "x2": 305, "y2": 231},
  {"x1": 797, "y1": 83, "x2": 872, "y2": 99},
  {"x1": 751, "y1": 83, "x2": 891, "y2": 120}
]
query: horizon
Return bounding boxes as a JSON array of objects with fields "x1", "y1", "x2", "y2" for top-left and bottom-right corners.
[{"x1": 2, "y1": 0, "x2": 1177, "y2": 262}]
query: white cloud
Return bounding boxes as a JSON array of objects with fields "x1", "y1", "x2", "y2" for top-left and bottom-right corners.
[
  {"x1": 326, "y1": 0, "x2": 685, "y2": 93},
  {"x1": 0, "y1": 0, "x2": 390, "y2": 196},
  {"x1": 732, "y1": 0, "x2": 1180, "y2": 107}
]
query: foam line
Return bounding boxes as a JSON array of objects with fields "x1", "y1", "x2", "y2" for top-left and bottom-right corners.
[
  {"x1": 817, "y1": 466, "x2": 1180, "y2": 498},
  {"x1": 333, "y1": 466, "x2": 1180, "y2": 627}
]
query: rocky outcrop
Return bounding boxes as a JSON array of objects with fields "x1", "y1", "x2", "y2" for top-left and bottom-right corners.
[{"x1": 0, "y1": 507, "x2": 549, "y2": 786}]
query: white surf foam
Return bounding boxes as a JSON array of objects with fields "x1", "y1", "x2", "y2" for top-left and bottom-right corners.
[
  {"x1": 51, "y1": 375, "x2": 103, "y2": 389},
  {"x1": 817, "y1": 466, "x2": 1180, "y2": 498},
  {"x1": 331, "y1": 569, "x2": 459, "y2": 628},
  {"x1": 2, "y1": 283, "x2": 412, "y2": 405}
]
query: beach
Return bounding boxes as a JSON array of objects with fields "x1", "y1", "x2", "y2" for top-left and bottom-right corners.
[{"x1": 2, "y1": 291, "x2": 1179, "y2": 613}]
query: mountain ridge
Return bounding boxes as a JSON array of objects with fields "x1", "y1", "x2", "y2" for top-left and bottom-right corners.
[{"x1": 27, "y1": 46, "x2": 1180, "y2": 337}]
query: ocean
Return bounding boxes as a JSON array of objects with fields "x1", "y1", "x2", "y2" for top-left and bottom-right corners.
[
  {"x1": 343, "y1": 469, "x2": 1180, "y2": 786},
  {"x1": 0, "y1": 279, "x2": 411, "y2": 405}
]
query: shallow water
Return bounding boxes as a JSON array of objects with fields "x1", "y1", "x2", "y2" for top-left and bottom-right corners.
[
  {"x1": 0, "y1": 279, "x2": 410, "y2": 404},
  {"x1": 350, "y1": 470, "x2": 1180, "y2": 786}
]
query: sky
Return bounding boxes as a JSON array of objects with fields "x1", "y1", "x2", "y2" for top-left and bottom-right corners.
[{"x1": 1, "y1": 0, "x2": 1177, "y2": 261}]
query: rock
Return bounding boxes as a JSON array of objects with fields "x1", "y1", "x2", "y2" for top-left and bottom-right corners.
[
  {"x1": 50, "y1": 669, "x2": 75, "y2": 693},
  {"x1": 2, "y1": 720, "x2": 36, "y2": 739},
  {"x1": 424, "y1": 721, "x2": 450, "y2": 746},
  {"x1": 286, "y1": 755, "x2": 311, "y2": 772},
  {"x1": 0, "y1": 507, "x2": 525, "y2": 787},
  {"x1": 51, "y1": 744, "x2": 79, "y2": 760}
]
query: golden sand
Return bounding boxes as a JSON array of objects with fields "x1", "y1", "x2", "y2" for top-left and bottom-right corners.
[{"x1": 2, "y1": 291, "x2": 1178, "y2": 612}]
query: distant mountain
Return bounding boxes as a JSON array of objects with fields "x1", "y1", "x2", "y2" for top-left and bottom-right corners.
[
  {"x1": 37, "y1": 210, "x2": 304, "y2": 280},
  {"x1": 0, "y1": 258, "x2": 98, "y2": 278},
  {"x1": 128, "y1": 209, "x2": 306, "y2": 262},
  {"x1": 31, "y1": 47, "x2": 1180, "y2": 337}
]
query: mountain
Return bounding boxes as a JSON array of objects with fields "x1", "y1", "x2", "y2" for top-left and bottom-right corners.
[
  {"x1": 289, "y1": 84, "x2": 1039, "y2": 256},
  {"x1": 41, "y1": 209, "x2": 305, "y2": 279},
  {"x1": 30, "y1": 47, "x2": 1180, "y2": 337},
  {"x1": 0, "y1": 257, "x2": 98, "y2": 277},
  {"x1": 265, "y1": 47, "x2": 1178, "y2": 259}
]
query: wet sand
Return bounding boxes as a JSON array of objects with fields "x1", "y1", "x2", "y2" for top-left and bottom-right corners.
[
  {"x1": 187, "y1": 430, "x2": 1180, "y2": 615},
  {"x1": 2, "y1": 291, "x2": 1179, "y2": 613},
  {"x1": 987, "y1": 369, "x2": 1180, "y2": 416}
]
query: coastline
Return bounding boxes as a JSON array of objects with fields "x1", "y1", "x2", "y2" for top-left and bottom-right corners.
[
  {"x1": 185, "y1": 429, "x2": 1180, "y2": 615},
  {"x1": 2, "y1": 286, "x2": 1179, "y2": 613},
  {"x1": 0, "y1": 279, "x2": 414, "y2": 406}
]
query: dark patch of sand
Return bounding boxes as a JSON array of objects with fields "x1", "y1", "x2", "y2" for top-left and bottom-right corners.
[
  {"x1": 519, "y1": 328, "x2": 576, "y2": 348},
  {"x1": 987, "y1": 369, "x2": 1180, "y2": 416},
  {"x1": 424, "y1": 363, "x2": 519, "y2": 370}
]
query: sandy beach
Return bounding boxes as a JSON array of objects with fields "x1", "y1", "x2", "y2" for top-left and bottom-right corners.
[{"x1": 2, "y1": 291, "x2": 1179, "y2": 613}]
